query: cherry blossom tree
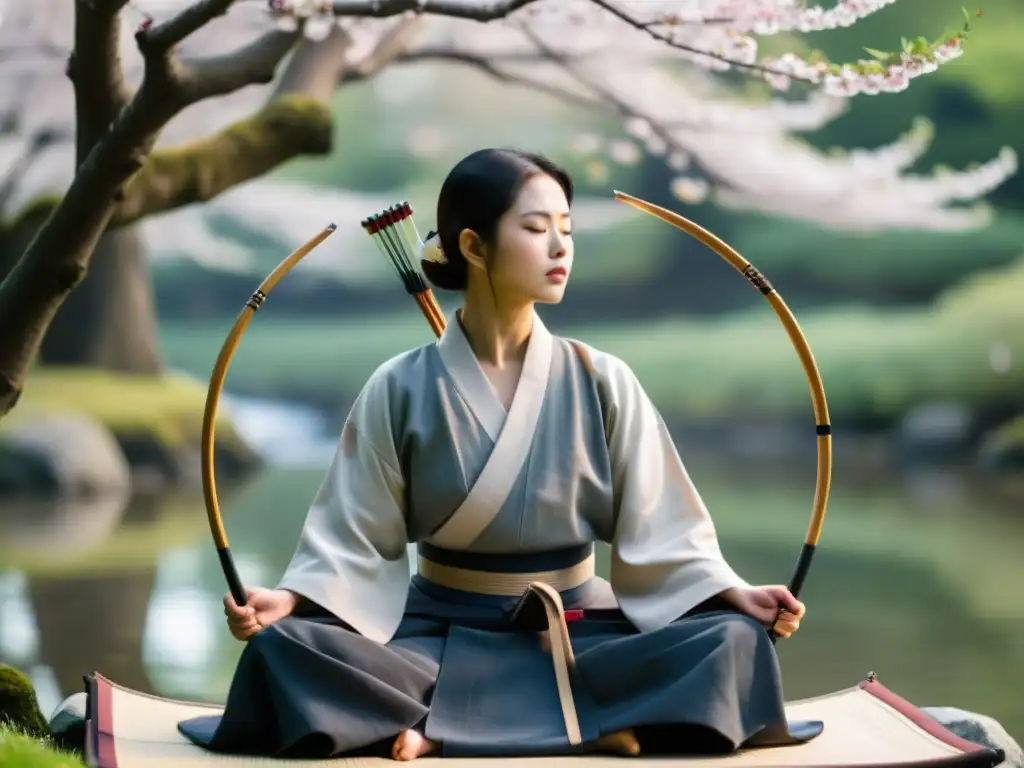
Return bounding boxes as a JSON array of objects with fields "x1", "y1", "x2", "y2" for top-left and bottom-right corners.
[{"x1": 0, "y1": 0, "x2": 1017, "y2": 419}]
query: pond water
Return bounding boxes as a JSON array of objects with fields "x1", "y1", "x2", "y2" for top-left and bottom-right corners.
[{"x1": 0, "y1": 397, "x2": 1021, "y2": 743}]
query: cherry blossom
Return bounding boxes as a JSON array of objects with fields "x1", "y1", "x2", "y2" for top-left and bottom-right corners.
[{"x1": 0, "y1": 0, "x2": 1015, "y2": 268}]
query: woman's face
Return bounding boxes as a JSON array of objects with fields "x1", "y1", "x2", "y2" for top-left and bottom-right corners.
[{"x1": 474, "y1": 173, "x2": 574, "y2": 306}]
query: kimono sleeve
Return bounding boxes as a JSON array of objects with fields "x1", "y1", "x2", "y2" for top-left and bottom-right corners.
[
  {"x1": 276, "y1": 367, "x2": 411, "y2": 645},
  {"x1": 588, "y1": 348, "x2": 750, "y2": 633}
]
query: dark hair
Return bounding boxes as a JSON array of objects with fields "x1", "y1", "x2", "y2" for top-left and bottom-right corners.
[{"x1": 421, "y1": 147, "x2": 574, "y2": 292}]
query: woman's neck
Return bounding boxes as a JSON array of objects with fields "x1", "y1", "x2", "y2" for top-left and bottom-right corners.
[{"x1": 458, "y1": 287, "x2": 534, "y2": 368}]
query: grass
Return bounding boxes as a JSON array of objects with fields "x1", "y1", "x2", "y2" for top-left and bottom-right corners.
[
  {"x1": 159, "y1": 256, "x2": 1024, "y2": 425},
  {"x1": 0, "y1": 727, "x2": 84, "y2": 768}
]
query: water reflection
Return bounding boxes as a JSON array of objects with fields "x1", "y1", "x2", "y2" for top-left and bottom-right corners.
[
  {"x1": 0, "y1": 480, "x2": 253, "y2": 714},
  {"x1": 0, "y1": 401, "x2": 1021, "y2": 742}
]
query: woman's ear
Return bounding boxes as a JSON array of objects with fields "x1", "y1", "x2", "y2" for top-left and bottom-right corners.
[{"x1": 458, "y1": 229, "x2": 488, "y2": 272}]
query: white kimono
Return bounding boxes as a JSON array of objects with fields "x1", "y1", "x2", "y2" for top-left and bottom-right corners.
[
  {"x1": 277, "y1": 309, "x2": 749, "y2": 644},
  {"x1": 182, "y1": 309, "x2": 811, "y2": 760}
]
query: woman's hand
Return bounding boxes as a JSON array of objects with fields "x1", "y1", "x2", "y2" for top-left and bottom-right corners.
[
  {"x1": 720, "y1": 585, "x2": 806, "y2": 639},
  {"x1": 223, "y1": 587, "x2": 298, "y2": 641}
]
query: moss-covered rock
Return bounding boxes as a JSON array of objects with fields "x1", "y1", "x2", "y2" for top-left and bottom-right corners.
[
  {"x1": 0, "y1": 413, "x2": 131, "y2": 496},
  {"x1": 0, "y1": 367, "x2": 263, "y2": 496},
  {"x1": 0, "y1": 666, "x2": 48, "y2": 740}
]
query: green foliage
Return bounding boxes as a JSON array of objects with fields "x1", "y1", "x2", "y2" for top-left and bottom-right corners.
[
  {"x1": 728, "y1": 206, "x2": 1024, "y2": 299},
  {"x1": 158, "y1": 255, "x2": 1024, "y2": 425},
  {"x1": 979, "y1": 415, "x2": 1024, "y2": 468},
  {"x1": 160, "y1": 313, "x2": 431, "y2": 399},
  {"x1": 0, "y1": 667, "x2": 48, "y2": 740},
  {"x1": 605, "y1": 256, "x2": 1024, "y2": 422},
  {"x1": 569, "y1": 215, "x2": 672, "y2": 286}
]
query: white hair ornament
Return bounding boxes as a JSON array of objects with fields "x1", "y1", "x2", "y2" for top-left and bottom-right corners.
[{"x1": 420, "y1": 230, "x2": 447, "y2": 265}]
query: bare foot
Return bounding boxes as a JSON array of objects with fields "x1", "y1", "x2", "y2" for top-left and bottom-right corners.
[
  {"x1": 594, "y1": 728, "x2": 641, "y2": 756},
  {"x1": 391, "y1": 729, "x2": 438, "y2": 761}
]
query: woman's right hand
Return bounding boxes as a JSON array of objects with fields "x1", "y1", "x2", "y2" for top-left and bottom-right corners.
[{"x1": 223, "y1": 587, "x2": 297, "y2": 641}]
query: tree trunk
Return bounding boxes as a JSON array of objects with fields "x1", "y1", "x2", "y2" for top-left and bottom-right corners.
[
  {"x1": 38, "y1": 224, "x2": 163, "y2": 373},
  {"x1": 0, "y1": 36, "x2": 354, "y2": 381},
  {"x1": 0, "y1": 17, "x2": 423, "y2": 416}
]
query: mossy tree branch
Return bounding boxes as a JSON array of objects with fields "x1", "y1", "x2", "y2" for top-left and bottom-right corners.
[
  {"x1": 113, "y1": 96, "x2": 333, "y2": 226},
  {"x1": 2, "y1": 19, "x2": 427, "y2": 236},
  {"x1": 1, "y1": 97, "x2": 333, "y2": 238},
  {"x1": 108, "y1": 19, "x2": 426, "y2": 225},
  {"x1": 0, "y1": 0, "x2": 300, "y2": 418}
]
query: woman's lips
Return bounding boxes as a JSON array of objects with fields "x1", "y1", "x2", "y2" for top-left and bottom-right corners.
[{"x1": 546, "y1": 266, "x2": 568, "y2": 282}]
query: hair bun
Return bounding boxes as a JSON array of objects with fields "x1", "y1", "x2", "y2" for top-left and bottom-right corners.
[{"x1": 421, "y1": 257, "x2": 465, "y2": 291}]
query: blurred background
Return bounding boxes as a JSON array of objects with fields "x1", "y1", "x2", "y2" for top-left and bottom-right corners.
[{"x1": 0, "y1": 0, "x2": 1021, "y2": 745}]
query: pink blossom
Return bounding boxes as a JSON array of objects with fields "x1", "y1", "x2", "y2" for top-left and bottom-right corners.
[
  {"x1": 0, "y1": 0, "x2": 1012, "y2": 237},
  {"x1": 934, "y1": 39, "x2": 964, "y2": 62}
]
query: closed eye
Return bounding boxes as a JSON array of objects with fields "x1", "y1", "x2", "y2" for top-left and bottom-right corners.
[{"x1": 521, "y1": 211, "x2": 572, "y2": 232}]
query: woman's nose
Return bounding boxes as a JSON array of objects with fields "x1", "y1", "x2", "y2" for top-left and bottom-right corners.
[{"x1": 551, "y1": 234, "x2": 568, "y2": 258}]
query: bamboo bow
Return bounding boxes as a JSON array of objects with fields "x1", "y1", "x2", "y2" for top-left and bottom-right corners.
[
  {"x1": 201, "y1": 223, "x2": 338, "y2": 608},
  {"x1": 612, "y1": 191, "x2": 833, "y2": 642}
]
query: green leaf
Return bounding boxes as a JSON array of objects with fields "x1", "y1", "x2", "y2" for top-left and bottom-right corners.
[
  {"x1": 806, "y1": 49, "x2": 831, "y2": 66},
  {"x1": 864, "y1": 46, "x2": 892, "y2": 60}
]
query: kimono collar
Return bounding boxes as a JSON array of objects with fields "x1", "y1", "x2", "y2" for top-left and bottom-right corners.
[{"x1": 435, "y1": 308, "x2": 554, "y2": 442}]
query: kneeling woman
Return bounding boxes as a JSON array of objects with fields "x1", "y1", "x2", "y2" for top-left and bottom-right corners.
[{"x1": 178, "y1": 147, "x2": 815, "y2": 761}]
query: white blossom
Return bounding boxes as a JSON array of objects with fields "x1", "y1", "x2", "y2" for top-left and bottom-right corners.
[
  {"x1": 141, "y1": 178, "x2": 640, "y2": 274},
  {"x1": 0, "y1": 0, "x2": 1014, "y2": 272}
]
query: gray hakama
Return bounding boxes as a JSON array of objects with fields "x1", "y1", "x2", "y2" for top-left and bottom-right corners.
[{"x1": 178, "y1": 310, "x2": 823, "y2": 759}]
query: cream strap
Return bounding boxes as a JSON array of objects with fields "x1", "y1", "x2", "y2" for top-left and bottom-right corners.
[{"x1": 524, "y1": 581, "x2": 583, "y2": 746}]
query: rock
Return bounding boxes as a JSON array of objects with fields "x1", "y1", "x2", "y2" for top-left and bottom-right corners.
[
  {"x1": 48, "y1": 692, "x2": 88, "y2": 755},
  {"x1": 897, "y1": 401, "x2": 975, "y2": 462},
  {"x1": 0, "y1": 414, "x2": 130, "y2": 497},
  {"x1": 0, "y1": 665, "x2": 49, "y2": 739},
  {"x1": 114, "y1": 427, "x2": 263, "y2": 494},
  {"x1": 924, "y1": 706, "x2": 1022, "y2": 767}
]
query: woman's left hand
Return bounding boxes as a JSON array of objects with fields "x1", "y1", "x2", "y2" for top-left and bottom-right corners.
[{"x1": 721, "y1": 585, "x2": 806, "y2": 639}]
